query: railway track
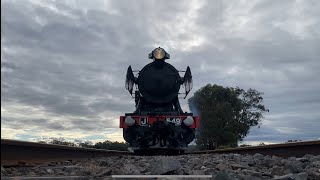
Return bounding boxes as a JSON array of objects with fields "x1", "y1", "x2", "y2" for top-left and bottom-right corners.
[
  {"x1": 1, "y1": 139, "x2": 130, "y2": 167},
  {"x1": 187, "y1": 140, "x2": 320, "y2": 157},
  {"x1": 1, "y1": 139, "x2": 319, "y2": 167}
]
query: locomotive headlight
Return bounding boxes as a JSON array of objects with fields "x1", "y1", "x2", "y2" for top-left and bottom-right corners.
[
  {"x1": 125, "y1": 116, "x2": 135, "y2": 126},
  {"x1": 153, "y1": 47, "x2": 166, "y2": 60},
  {"x1": 183, "y1": 116, "x2": 194, "y2": 126}
]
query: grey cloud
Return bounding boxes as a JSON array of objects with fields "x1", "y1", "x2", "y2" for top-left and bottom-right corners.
[
  {"x1": 1, "y1": 62, "x2": 18, "y2": 70},
  {"x1": 68, "y1": 119, "x2": 118, "y2": 131},
  {"x1": 1, "y1": 117, "x2": 66, "y2": 131}
]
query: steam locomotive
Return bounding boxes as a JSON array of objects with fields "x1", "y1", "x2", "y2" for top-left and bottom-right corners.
[{"x1": 120, "y1": 47, "x2": 199, "y2": 154}]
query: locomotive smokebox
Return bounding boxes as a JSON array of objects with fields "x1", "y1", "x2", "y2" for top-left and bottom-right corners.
[{"x1": 137, "y1": 62, "x2": 181, "y2": 104}]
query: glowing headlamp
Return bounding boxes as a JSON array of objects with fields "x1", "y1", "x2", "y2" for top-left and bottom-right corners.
[
  {"x1": 153, "y1": 48, "x2": 166, "y2": 60},
  {"x1": 148, "y1": 47, "x2": 170, "y2": 60}
]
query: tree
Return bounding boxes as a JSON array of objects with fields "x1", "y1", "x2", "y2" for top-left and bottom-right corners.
[
  {"x1": 49, "y1": 139, "x2": 77, "y2": 147},
  {"x1": 79, "y1": 142, "x2": 94, "y2": 148},
  {"x1": 93, "y1": 140, "x2": 129, "y2": 151},
  {"x1": 188, "y1": 84, "x2": 269, "y2": 150},
  {"x1": 45, "y1": 138, "x2": 129, "y2": 151},
  {"x1": 239, "y1": 144, "x2": 251, "y2": 147},
  {"x1": 286, "y1": 140, "x2": 301, "y2": 143}
]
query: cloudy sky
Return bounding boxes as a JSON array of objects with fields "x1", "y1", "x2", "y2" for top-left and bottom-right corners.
[{"x1": 2, "y1": 0, "x2": 320, "y2": 145}]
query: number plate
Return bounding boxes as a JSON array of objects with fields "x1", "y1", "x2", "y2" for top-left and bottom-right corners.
[
  {"x1": 166, "y1": 117, "x2": 181, "y2": 125},
  {"x1": 139, "y1": 117, "x2": 148, "y2": 126}
]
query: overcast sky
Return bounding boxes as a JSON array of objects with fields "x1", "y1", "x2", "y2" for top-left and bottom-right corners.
[{"x1": 1, "y1": 0, "x2": 320, "y2": 145}]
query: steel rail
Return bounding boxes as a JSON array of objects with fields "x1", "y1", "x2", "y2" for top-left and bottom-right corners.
[
  {"x1": 1, "y1": 139, "x2": 131, "y2": 166},
  {"x1": 187, "y1": 140, "x2": 320, "y2": 157},
  {"x1": 2, "y1": 139, "x2": 320, "y2": 167}
]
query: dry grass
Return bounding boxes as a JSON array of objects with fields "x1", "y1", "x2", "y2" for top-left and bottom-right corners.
[{"x1": 77, "y1": 160, "x2": 104, "y2": 174}]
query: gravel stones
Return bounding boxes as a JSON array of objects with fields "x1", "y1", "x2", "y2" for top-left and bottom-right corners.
[
  {"x1": 271, "y1": 165, "x2": 283, "y2": 176},
  {"x1": 96, "y1": 157, "x2": 114, "y2": 166},
  {"x1": 1, "y1": 154, "x2": 320, "y2": 179},
  {"x1": 274, "y1": 172, "x2": 308, "y2": 180},
  {"x1": 216, "y1": 163, "x2": 231, "y2": 171},
  {"x1": 215, "y1": 171, "x2": 239, "y2": 180},
  {"x1": 151, "y1": 157, "x2": 182, "y2": 174},
  {"x1": 123, "y1": 164, "x2": 140, "y2": 175},
  {"x1": 230, "y1": 163, "x2": 247, "y2": 170},
  {"x1": 46, "y1": 168, "x2": 54, "y2": 174},
  {"x1": 253, "y1": 153, "x2": 264, "y2": 160}
]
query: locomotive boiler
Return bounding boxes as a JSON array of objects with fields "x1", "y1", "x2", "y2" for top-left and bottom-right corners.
[{"x1": 120, "y1": 47, "x2": 199, "y2": 154}]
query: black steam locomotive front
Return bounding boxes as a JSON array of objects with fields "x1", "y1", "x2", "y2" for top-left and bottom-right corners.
[
  {"x1": 138, "y1": 61, "x2": 180, "y2": 104},
  {"x1": 120, "y1": 47, "x2": 199, "y2": 153}
]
